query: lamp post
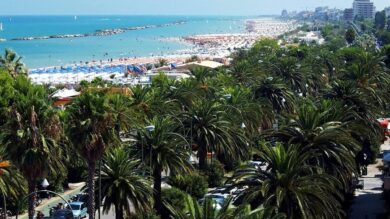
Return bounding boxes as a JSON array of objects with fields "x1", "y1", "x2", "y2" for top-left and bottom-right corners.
[
  {"x1": 41, "y1": 178, "x2": 49, "y2": 189},
  {"x1": 145, "y1": 125, "x2": 155, "y2": 177},
  {"x1": 98, "y1": 159, "x2": 102, "y2": 219}
]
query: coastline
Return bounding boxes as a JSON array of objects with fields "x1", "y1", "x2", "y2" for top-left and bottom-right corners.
[{"x1": 28, "y1": 18, "x2": 298, "y2": 84}]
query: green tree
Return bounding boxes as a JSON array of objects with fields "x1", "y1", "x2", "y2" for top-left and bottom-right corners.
[
  {"x1": 1, "y1": 77, "x2": 64, "y2": 219},
  {"x1": 130, "y1": 116, "x2": 192, "y2": 217},
  {"x1": 184, "y1": 98, "x2": 249, "y2": 170},
  {"x1": 168, "y1": 195, "x2": 285, "y2": 219},
  {"x1": 0, "y1": 49, "x2": 27, "y2": 78},
  {"x1": 100, "y1": 147, "x2": 152, "y2": 219},
  {"x1": 345, "y1": 29, "x2": 356, "y2": 44},
  {"x1": 66, "y1": 91, "x2": 118, "y2": 219},
  {"x1": 387, "y1": 17, "x2": 390, "y2": 31},
  {"x1": 232, "y1": 143, "x2": 344, "y2": 218},
  {"x1": 265, "y1": 100, "x2": 360, "y2": 188},
  {"x1": 374, "y1": 10, "x2": 387, "y2": 30},
  {"x1": 253, "y1": 77, "x2": 295, "y2": 113}
]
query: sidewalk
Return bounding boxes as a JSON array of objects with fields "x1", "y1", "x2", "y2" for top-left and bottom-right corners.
[
  {"x1": 349, "y1": 140, "x2": 390, "y2": 219},
  {"x1": 13, "y1": 183, "x2": 85, "y2": 219}
]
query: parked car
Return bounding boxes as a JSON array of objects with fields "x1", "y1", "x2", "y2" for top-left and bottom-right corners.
[
  {"x1": 198, "y1": 193, "x2": 231, "y2": 210},
  {"x1": 52, "y1": 209, "x2": 73, "y2": 219},
  {"x1": 68, "y1": 202, "x2": 87, "y2": 219}
]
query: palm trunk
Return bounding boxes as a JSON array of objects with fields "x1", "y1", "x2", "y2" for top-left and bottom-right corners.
[
  {"x1": 198, "y1": 145, "x2": 207, "y2": 171},
  {"x1": 87, "y1": 161, "x2": 96, "y2": 219},
  {"x1": 114, "y1": 203, "x2": 123, "y2": 219},
  {"x1": 114, "y1": 196, "x2": 124, "y2": 219},
  {"x1": 27, "y1": 180, "x2": 35, "y2": 219},
  {"x1": 153, "y1": 163, "x2": 162, "y2": 217}
]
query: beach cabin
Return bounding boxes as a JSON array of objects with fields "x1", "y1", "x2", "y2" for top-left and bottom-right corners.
[
  {"x1": 85, "y1": 87, "x2": 132, "y2": 96},
  {"x1": 155, "y1": 60, "x2": 225, "y2": 72}
]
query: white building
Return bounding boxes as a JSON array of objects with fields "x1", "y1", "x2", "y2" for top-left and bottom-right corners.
[{"x1": 353, "y1": 0, "x2": 375, "y2": 19}]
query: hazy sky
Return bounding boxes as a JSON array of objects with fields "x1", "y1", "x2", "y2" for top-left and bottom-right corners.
[{"x1": 1, "y1": 0, "x2": 388, "y2": 16}]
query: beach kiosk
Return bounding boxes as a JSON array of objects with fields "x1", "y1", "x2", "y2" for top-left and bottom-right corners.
[{"x1": 51, "y1": 88, "x2": 81, "y2": 108}]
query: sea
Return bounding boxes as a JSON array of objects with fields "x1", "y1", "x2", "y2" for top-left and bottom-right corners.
[{"x1": 0, "y1": 15, "x2": 258, "y2": 69}]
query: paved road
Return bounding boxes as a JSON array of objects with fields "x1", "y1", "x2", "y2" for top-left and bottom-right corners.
[
  {"x1": 349, "y1": 140, "x2": 390, "y2": 219},
  {"x1": 13, "y1": 183, "x2": 85, "y2": 219}
]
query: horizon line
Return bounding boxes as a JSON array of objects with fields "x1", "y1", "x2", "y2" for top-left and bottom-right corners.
[{"x1": 0, "y1": 14, "x2": 279, "y2": 17}]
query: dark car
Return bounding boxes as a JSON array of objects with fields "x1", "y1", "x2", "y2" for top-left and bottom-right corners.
[{"x1": 52, "y1": 209, "x2": 74, "y2": 219}]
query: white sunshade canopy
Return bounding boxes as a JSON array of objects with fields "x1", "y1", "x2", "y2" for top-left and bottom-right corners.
[{"x1": 51, "y1": 88, "x2": 80, "y2": 98}]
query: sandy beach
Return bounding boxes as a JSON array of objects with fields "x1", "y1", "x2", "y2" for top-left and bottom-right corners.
[{"x1": 29, "y1": 18, "x2": 298, "y2": 85}]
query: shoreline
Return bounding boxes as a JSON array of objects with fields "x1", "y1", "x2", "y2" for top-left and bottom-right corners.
[{"x1": 28, "y1": 18, "x2": 298, "y2": 84}]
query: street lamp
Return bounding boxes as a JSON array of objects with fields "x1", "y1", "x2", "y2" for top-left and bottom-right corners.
[
  {"x1": 145, "y1": 125, "x2": 155, "y2": 177},
  {"x1": 41, "y1": 179, "x2": 49, "y2": 189}
]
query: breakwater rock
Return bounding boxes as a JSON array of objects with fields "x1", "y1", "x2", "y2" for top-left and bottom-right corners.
[{"x1": 11, "y1": 21, "x2": 186, "y2": 41}]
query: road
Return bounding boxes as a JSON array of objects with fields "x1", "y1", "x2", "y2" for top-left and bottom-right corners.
[
  {"x1": 349, "y1": 140, "x2": 390, "y2": 219},
  {"x1": 13, "y1": 183, "x2": 85, "y2": 219}
]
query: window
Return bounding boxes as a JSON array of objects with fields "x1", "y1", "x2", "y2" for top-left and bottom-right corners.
[{"x1": 70, "y1": 204, "x2": 81, "y2": 210}]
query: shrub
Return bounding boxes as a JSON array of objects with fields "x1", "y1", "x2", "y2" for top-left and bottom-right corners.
[
  {"x1": 168, "y1": 172, "x2": 208, "y2": 199},
  {"x1": 206, "y1": 160, "x2": 225, "y2": 187},
  {"x1": 162, "y1": 187, "x2": 188, "y2": 214}
]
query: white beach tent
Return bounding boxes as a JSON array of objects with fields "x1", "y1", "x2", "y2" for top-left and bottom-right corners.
[{"x1": 51, "y1": 88, "x2": 80, "y2": 99}]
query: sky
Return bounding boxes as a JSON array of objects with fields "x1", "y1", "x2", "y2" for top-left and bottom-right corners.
[{"x1": 0, "y1": 0, "x2": 388, "y2": 16}]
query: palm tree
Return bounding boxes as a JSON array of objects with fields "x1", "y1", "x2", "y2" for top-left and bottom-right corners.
[
  {"x1": 343, "y1": 52, "x2": 389, "y2": 90},
  {"x1": 229, "y1": 60, "x2": 253, "y2": 85},
  {"x1": 184, "y1": 97, "x2": 249, "y2": 170},
  {"x1": 265, "y1": 56, "x2": 307, "y2": 94},
  {"x1": 324, "y1": 80, "x2": 383, "y2": 142},
  {"x1": 190, "y1": 67, "x2": 216, "y2": 97},
  {"x1": 0, "y1": 49, "x2": 27, "y2": 78},
  {"x1": 66, "y1": 91, "x2": 118, "y2": 219},
  {"x1": 100, "y1": 146, "x2": 152, "y2": 219},
  {"x1": 253, "y1": 77, "x2": 295, "y2": 113},
  {"x1": 1, "y1": 77, "x2": 64, "y2": 219},
  {"x1": 0, "y1": 146, "x2": 27, "y2": 217},
  {"x1": 220, "y1": 86, "x2": 274, "y2": 137},
  {"x1": 107, "y1": 93, "x2": 134, "y2": 135},
  {"x1": 264, "y1": 100, "x2": 360, "y2": 188},
  {"x1": 232, "y1": 143, "x2": 344, "y2": 219},
  {"x1": 168, "y1": 195, "x2": 285, "y2": 219},
  {"x1": 130, "y1": 116, "x2": 192, "y2": 217}
]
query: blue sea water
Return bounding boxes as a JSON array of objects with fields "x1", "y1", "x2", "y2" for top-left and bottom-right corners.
[{"x1": 0, "y1": 16, "x2": 253, "y2": 68}]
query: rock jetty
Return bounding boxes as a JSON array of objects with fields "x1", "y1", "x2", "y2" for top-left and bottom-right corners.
[{"x1": 11, "y1": 21, "x2": 185, "y2": 41}]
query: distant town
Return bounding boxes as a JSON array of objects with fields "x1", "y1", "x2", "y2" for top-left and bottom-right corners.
[{"x1": 281, "y1": 0, "x2": 389, "y2": 22}]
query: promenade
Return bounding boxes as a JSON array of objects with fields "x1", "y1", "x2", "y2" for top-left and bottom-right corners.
[{"x1": 349, "y1": 140, "x2": 390, "y2": 219}]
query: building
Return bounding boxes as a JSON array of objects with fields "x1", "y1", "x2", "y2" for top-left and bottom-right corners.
[
  {"x1": 344, "y1": 8, "x2": 354, "y2": 21},
  {"x1": 314, "y1": 7, "x2": 329, "y2": 20},
  {"x1": 281, "y1": 10, "x2": 288, "y2": 18},
  {"x1": 385, "y1": 7, "x2": 390, "y2": 17},
  {"x1": 353, "y1": 0, "x2": 375, "y2": 19}
]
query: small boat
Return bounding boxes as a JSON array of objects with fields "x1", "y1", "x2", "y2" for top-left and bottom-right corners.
[
  {"x1": 0, "y1": 38, "x2": 6, "y2": 42},
  {"x1": 0, "y1": 23, "x2": 3, "y2": 31}
]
